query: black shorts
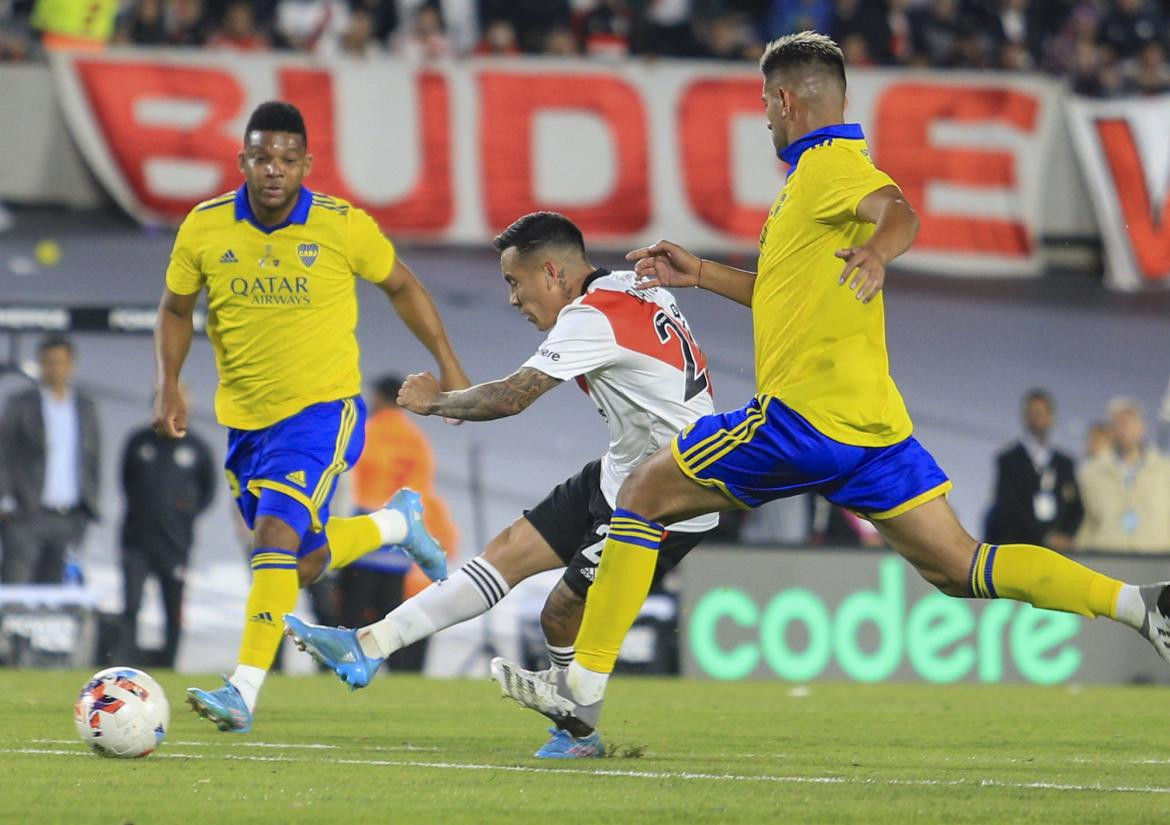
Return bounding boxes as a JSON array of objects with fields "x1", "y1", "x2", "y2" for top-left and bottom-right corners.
[{"x1": 524, "y1": 460, "x2": 712, "y2": 598}]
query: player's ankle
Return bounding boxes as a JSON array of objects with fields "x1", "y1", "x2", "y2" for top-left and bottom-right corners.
[
  {"x1": 566, "y1": 660, "x2": 609, "y2": 705},
  {"x1": 369, "y1": 509, "x2": 407, "y2": 545}
]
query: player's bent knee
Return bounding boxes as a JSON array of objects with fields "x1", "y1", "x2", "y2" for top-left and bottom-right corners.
[
  {"x1": 253, "y1": 514, "x2": 302, "y2": 551},
  {"x1": 614, "y1": 457, "x2": 670, "y2": 519},
  {"x1": 296, "y1": 551, "x2": 327, "y2": 588},
  {"x1": 910, "y1": 560, "x2": 971, "y2": 598}
]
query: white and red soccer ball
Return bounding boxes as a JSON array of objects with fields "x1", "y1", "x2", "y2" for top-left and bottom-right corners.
[{"x1": 74, "y1": 667, "x2": 170, "y2": 758}]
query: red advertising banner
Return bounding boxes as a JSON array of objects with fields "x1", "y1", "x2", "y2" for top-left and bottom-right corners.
[
  {"x1": 1067, "y1": 96, "x2": 1170, "y2": 292},
  {"x1": 52, "y1": 52, "x2": 1066, "y2": 277}
]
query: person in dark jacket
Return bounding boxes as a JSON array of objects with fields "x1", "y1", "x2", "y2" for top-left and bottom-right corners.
[
  {"x1": 120, "y1": 384, "x2": 215, "y2": 667},
  {"x1": 988, "y1": 388, "x2": 1083, "y2": 551},
  {"x1": 0, "y1": 336, "x2": 100, "y2": 583}
]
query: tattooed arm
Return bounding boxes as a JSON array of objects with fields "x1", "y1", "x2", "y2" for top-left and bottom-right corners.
[{"x1": 397, "y1": 367, "x2": 563, "y2": 421}]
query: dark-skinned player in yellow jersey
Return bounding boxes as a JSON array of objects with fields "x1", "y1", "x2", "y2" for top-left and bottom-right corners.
[
  {"x1": 155, "y1": 101, "x2": 468, "y2": 732},
  {"x1": 491, "y1": 32, "x2": 1170, "y2": 752}
]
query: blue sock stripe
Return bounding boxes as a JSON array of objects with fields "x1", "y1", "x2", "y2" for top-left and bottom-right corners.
[
  {"x1": 252, "y1": 563, "x2": 298, "y2": 570},
  {"x1": 251, "y1": 547, "x2": 296, "y2": 560},
  {"x1": 983, "y1": 544, "x2": 999, "y2": 599},
  {"x1": 612, "y1": 508, "x2": 665, "y2": 532},
  {"x1": 968, "y1": 544, "x2": 984, "y2": 598},
  {"x1": 609, "y1": 532, "x2": 662, "y2": 551}
]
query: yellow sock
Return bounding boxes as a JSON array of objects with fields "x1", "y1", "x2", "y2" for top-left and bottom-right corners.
[
  {"x1": 972, "y1": 542, "x2": 1121, "y2": 619},
  {"x1": 324, "y1": 515, "x2": 383, "y2": 570},
  {"x1": 238, "y1": 548, "x2": 299, "y2": 669},
  {"x1": 574, "y1": 510, "x2": 663, "y2": 674}
]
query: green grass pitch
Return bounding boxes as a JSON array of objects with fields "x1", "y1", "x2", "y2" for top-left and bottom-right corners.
[{"x1": 3, "y1": 669, "x2": 1170, "y2": 824}]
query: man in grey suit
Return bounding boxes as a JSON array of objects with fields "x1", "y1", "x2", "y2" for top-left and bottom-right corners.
[{"x1": 0, "y1": 336, "x2": 100, "y2": 583}]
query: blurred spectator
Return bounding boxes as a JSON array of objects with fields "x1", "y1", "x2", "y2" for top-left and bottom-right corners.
[
  {"x1": 1085, "y1": 419, "x2": 1112, "y2": 460},
  {"x1": 119, "y1": 385, "x2": 215, "y2": 668},
  {"x1": 392, "y1": 2, "x2": 452, "y2": 60},
  {"x1": 479, "y1": 0, "x2": 569, "y2": 53},
  {"x1": 337, "y1": 374, "x2": 457, "y2": 672},
  {"x1": 1097, "y1": 0, "x2": 1163, "y2": 59},
  {"x1": 206, "y1": 0, "x2": 270, "y2": 50},
  {"x1": 117, "y1": 0, "x2": 168, "y2": 46},
  {"x1": 474, "y1": 18, "x2": 519, "y2": 56},
  {"x1": 883, "y1": 0, "x2": 916, "y2": 65},
  {"x1": 169, "y1": 0, "x2": 210, "y2": 46},
  {"x1": 831, "y1": 0, "x2": 888, "y2": 63},
  {"x1": 1077, "y1": 398, "x2": 1170, "y2": 552},
  {"x1": 987, "y1": 389, "x2": 1083, "y2": 552},
  {"x1": 839, "y1": 31, "x2": 875, "y2": 66},
  {"x1": 0, "y1": 336, "x2": 100, "y2": 584},
  {"x1": 986, "y1": 0, "x2": 1046, "y2": 66},
  {"x1": 339, "y1": 8, "x2": 381, "y2": 57},
  {"x1": 1044, "y1": 2, "x2": 1102, "y2": 75},
  {"x1": 910, "y1": 0, "x2": 966, "y2": 68},
  {"x1": 580, "y1": 0, "x2": 633, "y2": 59},
  {"x1": 764, "y1": 0, "x2": 834, "y2": 39},
  {"x1": 636, "y1": 0, "x2": 702, "y2": 57},
  {"x1": 543, "y1": 24, "x2": 579, "y2": 56},
  {"x1": 1124, "y1": 40, "x2": 1170, "y2": 94},
  {"x1": 276, "y1": 0, "x2": 350, "y2": 55},
  {"x1": 349, "y1": 0, "x2": 397, "y2": 42},
  {"x1": 699, "y1": 13, "x2": 757, "y2": 61}
]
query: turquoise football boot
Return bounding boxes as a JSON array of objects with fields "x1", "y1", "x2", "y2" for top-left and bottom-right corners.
[
  {"x1": 186, "y1": 677, "x2": 252, "y2": 733},
  {"x1": 386, "y1": 488, "x2": 448, "y2": 582},
  {"x1": 535, "y1": 727, "x2": 605, "y2": 759},
  {"x1": 283, "y1": 613, "x2": 384, "y2": 690}
]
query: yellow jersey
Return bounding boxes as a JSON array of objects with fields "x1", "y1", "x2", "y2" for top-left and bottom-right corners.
[
  {"x1": 166, "y1": 186, "x2": 396, "y2": 430},
  {"x1": 754, "y1": 124, "x2": 912, "y2": 447}
]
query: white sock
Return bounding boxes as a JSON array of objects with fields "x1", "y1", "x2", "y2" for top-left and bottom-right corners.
[
  {"x1": 566, "y1": 660, "x2": 609, "y2": 705},
  {"x1": 229, "y1": 664, "x2": 267, "y2": 713},
  {"x1": 360, "y1": 556, "x2": 510, "y2": 659},
  {"x1": 369, "y1": 509, "x2": 408, "y2": 545},
  {"x1": 547, "y1": 643, "x2": 575, "y2": 669},
  {"x1": 1116, "y1": 584, "x2": 1145, "y2": 629}
]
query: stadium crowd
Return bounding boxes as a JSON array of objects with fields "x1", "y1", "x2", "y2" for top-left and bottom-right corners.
[{"x1": 0, "y1": 0, "x2": 1168, "y2": 95}]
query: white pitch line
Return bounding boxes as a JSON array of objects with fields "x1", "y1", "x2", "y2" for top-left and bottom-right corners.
[
  {"x1": 7, "y1": 747, "x2": 1170, "y2": 795},
  {"x1": 31, "y1": 738, "x2": 438, "y2": 752}
]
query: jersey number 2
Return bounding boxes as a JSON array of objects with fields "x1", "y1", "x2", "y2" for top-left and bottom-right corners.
[{"x1": 654, "y1": 311, "x2": 709, "y2": 402}]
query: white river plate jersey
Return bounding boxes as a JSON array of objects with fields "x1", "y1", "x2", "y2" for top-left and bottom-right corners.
[{"x1": 522, "y1": 269, "x2": 720, "y2": 533}]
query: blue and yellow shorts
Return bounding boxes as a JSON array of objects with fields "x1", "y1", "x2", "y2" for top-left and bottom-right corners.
[
  {"x1": 224, "y1": 396, "x2": 366, "y2": 556},
  {"x1": 671, "y1": 395, "x2": 951, "y2": 519}
]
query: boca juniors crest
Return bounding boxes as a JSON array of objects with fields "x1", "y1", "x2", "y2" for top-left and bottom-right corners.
[{"x1": 297, "y1": 243, "x2": 319, "y2": 268}]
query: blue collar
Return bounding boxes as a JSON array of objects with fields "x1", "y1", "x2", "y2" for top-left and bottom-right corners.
[
  {"x1": 778, "y1": 123, "x2": 865, "y2": 172},
  {"x1": 235, "y1": 184, "x2": 312, "y2": 233}
]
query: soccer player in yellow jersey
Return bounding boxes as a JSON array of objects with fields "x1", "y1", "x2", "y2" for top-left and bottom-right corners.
[
  {"x1": 153, "y1": 101, "x2": 468, "y2": 732},
  {"x1": 493, "y1": 32, "x2": 1170, "y2": 746}
]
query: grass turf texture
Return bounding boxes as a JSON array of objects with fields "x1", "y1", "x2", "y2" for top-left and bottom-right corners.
[{"x1": 3, "y1": 670, "x2": 1169, "y2": 824}]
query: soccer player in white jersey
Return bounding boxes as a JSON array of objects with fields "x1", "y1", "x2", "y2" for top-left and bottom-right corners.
[{"x1": 285, "y1": 211, "x2": 719, "y2": 758}]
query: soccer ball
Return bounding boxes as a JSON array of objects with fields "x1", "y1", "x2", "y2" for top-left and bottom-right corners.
[{"x1": 74, "y1": 667, "x2": 170, "y2": 758}]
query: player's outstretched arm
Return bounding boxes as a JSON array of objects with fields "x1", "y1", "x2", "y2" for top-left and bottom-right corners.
[
  {"x1": 626, "y1": 240, "x2": 756, "y2": 307},
  {"x1": 836, "y1": 185, "x2": 920, "y2": 304},
  {"x1": 397, "y1": 367, "x2": 561, "y2": 422},
  {"x1": 377, "y1": 257, "x2": 470, "y2": 392},
  {"x1": 153, "y1": 288, "x2": 196, "y2": 438}
]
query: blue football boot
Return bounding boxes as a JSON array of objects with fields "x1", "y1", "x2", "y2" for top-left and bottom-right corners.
[
  {"x1": 283, "y1": 613, "x2": 384, "y2": 690},
  {"x1": 186, "y1": 677, "x2": 253, "y2": 733},
  {"x1": 387, "y1": 488, "x2": 448, "y2": 582},
  {"x1": 535, "y1": 727, "x2": 605, "y2": 759}
]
